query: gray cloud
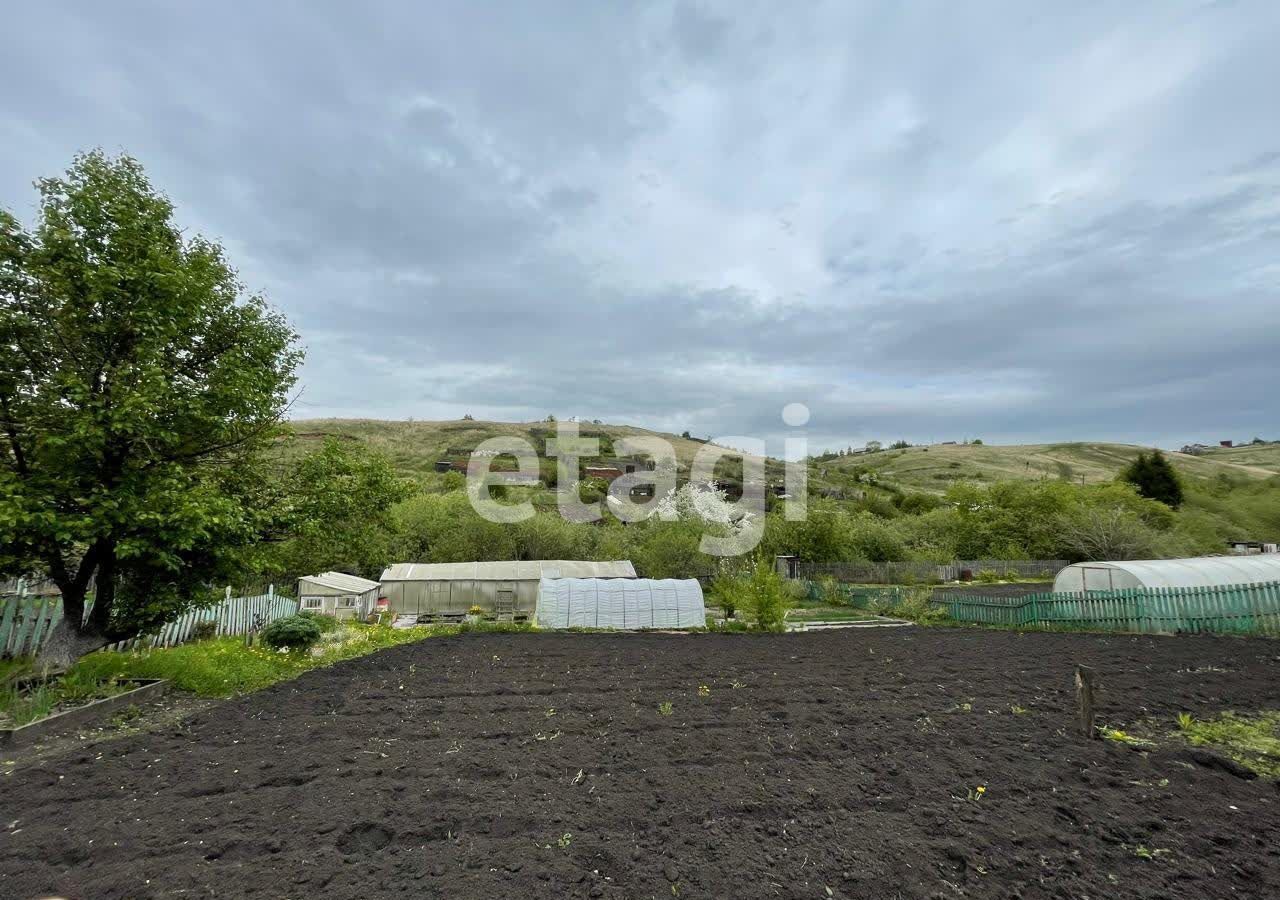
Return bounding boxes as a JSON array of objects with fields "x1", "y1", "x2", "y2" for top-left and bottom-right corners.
[{"x1": 2, "y1": 1, "x2": 1278, "y2": 456}]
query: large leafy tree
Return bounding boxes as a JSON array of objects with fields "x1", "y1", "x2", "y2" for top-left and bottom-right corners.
[
  {"x1": 0, "y1": 151, "x2": 301, "y2": 665},
  {"x1": 266, "y1": 437, "x2": 415, "y2": 581}
]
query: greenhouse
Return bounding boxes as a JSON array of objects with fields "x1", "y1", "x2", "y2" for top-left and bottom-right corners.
[
  {"x1": 379, "y1": 560, "x2": 636, "y2": 619},
  {"x1": 536, "y1": 577, "x2": 706, "y2": 630},
  {"x1": 1053, "y1": 554, "x2": 1280, "y2": 593}
]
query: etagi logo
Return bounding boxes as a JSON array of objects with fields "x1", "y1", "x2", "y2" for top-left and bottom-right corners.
[{"x1": 465, "y1": 405, "x2": 810, "y2": 556}]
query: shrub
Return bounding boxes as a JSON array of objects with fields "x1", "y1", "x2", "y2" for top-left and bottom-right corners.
[
  {"x1": 871, "y1": 587, "x2": 946, "y2": 623},
  {"x1": 741, "y1": 556, "x2": 791, "y2": 632},
  {"x1": 896, "y1": 492, "x2": 941, "y2": 515},
  {"x1": 297, "y1": 610, "x2": 341, "y2": 633},
  {"x1": 815, "y1": 574, "x2": 842, "y2": 605},
  {"x1": 578, "y1": 477, "x2": 609, "y2": 504},
  {"x1": 260, "y1": 615, "x2": 323, "y2": 651},
  {"x1": 709, "y1": 571, "x2": 743, "y2": 619}
]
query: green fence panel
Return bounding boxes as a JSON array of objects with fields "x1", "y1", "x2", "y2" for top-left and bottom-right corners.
[{"x1": 938, "y1": 580, "x2": 1280, "y2": 636}]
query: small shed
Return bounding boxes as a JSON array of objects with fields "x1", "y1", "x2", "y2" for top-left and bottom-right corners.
[
  {"x1": 1054, "y1": 554, "x2": 1280, "y2": 593},
  {"x1": 297, "y1": 572, "x2": 382, "y2": 620},
  {"x1": 536, "y1": 577, "x2": 705, "y2": 630},
  {"x1": 379, "y1": 560, "x2": 637, "y2": 620}
]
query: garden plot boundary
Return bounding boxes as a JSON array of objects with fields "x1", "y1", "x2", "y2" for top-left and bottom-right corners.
[
  {"x1": 935, "y1": 579, "x2": 1280, "y2": 635},
  {"x1": 1, "y1": 584, "x2": 299, "y2": 658}
]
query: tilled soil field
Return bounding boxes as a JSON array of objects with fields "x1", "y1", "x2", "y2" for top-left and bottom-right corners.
[{"x1": 2, "y1": 629, "x2": 1279, "y2": 899}]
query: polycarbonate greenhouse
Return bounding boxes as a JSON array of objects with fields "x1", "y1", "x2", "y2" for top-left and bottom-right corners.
[
  {"x1": 379, "y1": 560, "x2": 636, "y2": 619},
  {"x1": 1053, "y1": 554, "x2": 1280, "y2": 593},
  {"x1": 536, "y1": 577, "x2": 706, "y2": 630}
]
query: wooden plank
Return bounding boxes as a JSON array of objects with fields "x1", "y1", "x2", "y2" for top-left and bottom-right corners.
[
  {"x1": 0, "y1": 596, "x2": 20, "y2": 657},
  {"x1": 27, "y1": 597, "x2": 61, "y2": 654}
]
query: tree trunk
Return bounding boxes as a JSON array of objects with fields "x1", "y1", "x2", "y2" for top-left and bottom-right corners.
[
  {"x1": 37, "y1": 543, "x2": 114, "y2": 669},
  {"x1": 36, "y1": 616, "x2": 110, "y2": 670}
]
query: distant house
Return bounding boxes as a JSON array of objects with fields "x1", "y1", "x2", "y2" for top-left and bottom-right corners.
[
  {"x1": 584, "y1": 458, "x2": 656, "y2": 482},
  {"x1": 1220, "y1": 440, "x2": 1234, "y2": 448},
  {"x1": 1180, "y1": 444, "x2": 1213, "y2": 456},
  {"x1": 1228, "y1": 540, "x2": 1279, "y2": 555}
]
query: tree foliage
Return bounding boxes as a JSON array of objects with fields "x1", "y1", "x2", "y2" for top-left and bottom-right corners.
[
  {"x1": 1121, "y1": 450, "x2": 1184, "y2": 508},
  {"x1": 0, "y1": 151, "x2": 301, "y2": 662},
  {"x1": 740, "y1": 555, "x2": 791, "y2": 631},
  {"x1": 266, "y1": 437, "x2": 414, "y2": 581}
]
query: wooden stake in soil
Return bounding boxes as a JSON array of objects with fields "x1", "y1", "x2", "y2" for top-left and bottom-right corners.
[{"x1": 1075, "y1": 664, "x2": 1098, "y2": 739}]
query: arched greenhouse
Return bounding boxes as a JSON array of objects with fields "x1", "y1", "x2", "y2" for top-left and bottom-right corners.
[{"x1": 1054, "y1": 554, "x2": 1280, "y2": 593}]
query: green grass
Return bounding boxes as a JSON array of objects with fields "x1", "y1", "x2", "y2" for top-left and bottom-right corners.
[
  {"x1": 1176, "y1": 711, "x2": 1280, "y2": 777},
  {"x1": 785, "y1": 606, "x2": 878, "y2": 622},
  {"x1": 0, "y1": 666, "x2": 131, "y2": 728},
  {"x1": 69, "y1": 620, "x2": 534, "y2": 697},
  {"x1": 70, "y1": 624, "x2": 431, "y2": 696},
  {"x1": 0, "y1": 657, "x2": 34, "y2": 686}
]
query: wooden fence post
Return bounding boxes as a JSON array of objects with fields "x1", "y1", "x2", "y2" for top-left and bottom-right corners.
[{"x1": 1075, "y1": 665, "x2": 1098, "y2": 739}]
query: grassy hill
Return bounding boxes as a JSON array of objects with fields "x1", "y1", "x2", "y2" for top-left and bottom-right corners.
[
  {"x1": 278, "y1": 420, "x2": 1279, "y2": 551},
  {"x1": 1198, "y1": 442, "x2": 1280, "y2": 476},
  {"x1": 815, "y1": 441, "x2": 1279, "y2": 495},
  {"x1": 284, "y1": 421, "x2": 1278, "y2": 497},
  {"x1": 282, "y1": 418, "x2": 777, "y2": 481}
]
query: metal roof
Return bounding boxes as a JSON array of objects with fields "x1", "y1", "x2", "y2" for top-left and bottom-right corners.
[
  {"x1": 1055, "y1": 554, "x2": 1280, "y2": 589},
  {"x1": 298, "y1": 571, "x2": 382, "y2": 593},
  {"x1": 380, "y1": 560, "x2": 637, "y2": 582}
]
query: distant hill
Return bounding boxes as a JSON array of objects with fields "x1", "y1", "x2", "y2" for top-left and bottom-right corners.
[
  {"x1": 281, "y1": 418, "x2": 777, "y2": 480},
  {"x1": 281, "y1": 421, "x2": 1278, "y2": 501},
  {"x1": 813, "y1": 441, "x2": 1279, "y2": 495}
]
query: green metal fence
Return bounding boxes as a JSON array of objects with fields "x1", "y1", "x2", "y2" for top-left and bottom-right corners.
[
  {"x1": 935, "y1": 581, "x2": 1280, "y2": 635},
  {"x1": 805, "y1": 582, "x2": 919, "y2": 610},
  {"x1": 1, "y1": 582, "x2": 299, "y2": 658}
]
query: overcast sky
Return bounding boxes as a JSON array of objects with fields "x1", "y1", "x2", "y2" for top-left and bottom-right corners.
[{"x1": 3, "y1": 2, "x2": 1278, "y2": 455}]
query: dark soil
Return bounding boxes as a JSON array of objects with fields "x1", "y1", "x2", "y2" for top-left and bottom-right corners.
[{"x1": 2, "y1": 630, "x2": 1279, "y2": 899}]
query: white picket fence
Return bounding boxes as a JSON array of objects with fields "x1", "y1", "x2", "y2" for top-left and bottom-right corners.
[
  {"x1": 1, "y1": 581, "x2": 299, "y2": 658},
  {"x1": 107, "y1": 586, "x2": 300, "y2": 652}
]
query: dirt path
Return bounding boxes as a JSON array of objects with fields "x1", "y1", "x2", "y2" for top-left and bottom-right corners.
[{"x1": 2, "y1": 630, "x2": 1279, "y2": 899}]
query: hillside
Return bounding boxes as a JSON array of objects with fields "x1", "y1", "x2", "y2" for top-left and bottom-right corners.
[
  {"x1": 277, "y1": 421, "x2": 1279, "y2": 548},
  {"x1": 814, "y1": 441, "x2": 1278, "y2": 495},
  {"x1": 284, "y1": 422, "x2": 1279, "y2": 498},
  {"x1": 282, "y1": 418, "x2": 778, "y2": 481},
  {"x1": 1198, "y1": 442, "x2": 1280, "y2": 475}
]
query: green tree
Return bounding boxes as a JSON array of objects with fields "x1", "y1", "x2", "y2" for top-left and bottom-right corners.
[
  {"x1": 1121, "y1": 450, "x2": 1184, "y2": 508},
  {"x1": 267, "y1": 438, "x2": 414, "y2": 581},
  {"x1": 392, "y1": 492, "x2": 519, "y2": 563},
  {"x1": 740, "y1": 555, "x2": 791, "y2": 631},
  {"x1": 0, "y1": 151, "x2": 301, "y2": 665}
]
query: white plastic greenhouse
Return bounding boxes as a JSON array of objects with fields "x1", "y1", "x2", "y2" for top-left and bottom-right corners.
[
  {"x1": 536, "y1": 577, "x2": 706, "y2": 630},
  {"x1": 1053, "y1": 554, "x2": 1280, "y2": 593}
]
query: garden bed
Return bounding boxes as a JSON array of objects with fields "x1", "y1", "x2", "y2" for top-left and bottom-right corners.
[
  {"x1": 0, "y1": 678, "x2": 169, "y2": 748},
  {"x1": 2, "y1": 629, "x2": 1280, "y2": 898}
]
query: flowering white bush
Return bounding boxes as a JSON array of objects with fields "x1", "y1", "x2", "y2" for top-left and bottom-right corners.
[{"x1": 655, "y1": 481, "x2": 754, "y2": 534}]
